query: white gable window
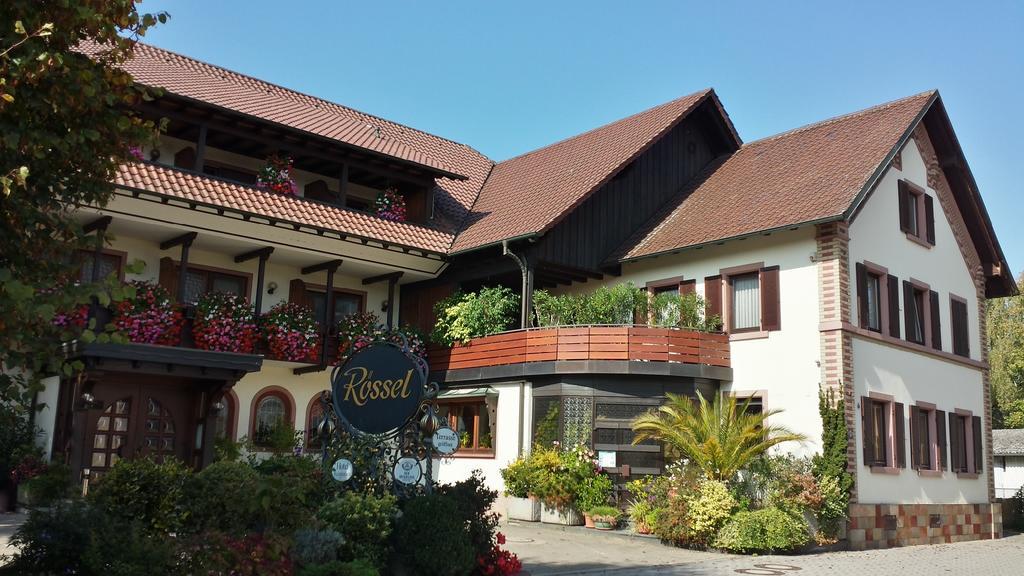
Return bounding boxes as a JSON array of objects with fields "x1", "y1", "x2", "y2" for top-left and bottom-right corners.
[{"x1": 730, "y1": 273, "x2": 760, "y2": 331}]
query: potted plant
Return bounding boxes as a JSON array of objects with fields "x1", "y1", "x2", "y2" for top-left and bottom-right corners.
[
  {"x1": 374, "y1": 186, "x2": 407, "y2": 222},
  {"x1": 193, "y1": 291, "x2": 258, "y2": 353},
  {"x1": 113, "y1": 280, "x2": 183, "y2": 346},
  {"x1": 260, "y1": 302, "x2": 320, "y2": 362},
  {"x1": 500, "y1": 457, "x2": 540, "y2": 522},
  {"x1": 576, "y1": 473, "x2": 613, "y2": 529},
  {"x1": 336, "y1": 312, "x2": 383, "y2": 363},
  {"x1": 532, "y1": 447, "x2": 583, "y2": 526},
  {"x1": 589, "y1": 506, "x2": 621, "y2": 530},
  {"x1": 256, "y1": 154, "x2": 298, "y2": 195}
]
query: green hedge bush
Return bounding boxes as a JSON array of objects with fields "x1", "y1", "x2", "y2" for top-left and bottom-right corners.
[
  {"x1": 713, "y1": 508, "x2": 810, "y2": 554},
  {"x1": 394, "y1": 494, "x2": 476, "y2": 576},
  {"x1": 317, "y1": 491, "x2": 397, "y2": 568},
  {"x1": 185, "y1": 460, "x2": 261, "y2": 533},
  {"x1": 684, "y1": 479, "x2": 737, "y2": 547},
  {"x1": 89, "y1": 456, "x2": 191, "y2": 534},
  {"x1": 430, "y1": 287, "x2": 519, "y2": 345}
]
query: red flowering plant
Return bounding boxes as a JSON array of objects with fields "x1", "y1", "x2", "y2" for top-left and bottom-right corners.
[
  {"x1": 256, "y1": 154, "x2": 298, "y2": 195},
  {"x1": 476, "y1": 532, "x2": 523, "y2": 576},
  {"x1": 193, "y1": 291, "x2": 258, "y2": 353},
  {"x1": 335, "y1": 311, "x2": 384, "y2": 363},
  {"x1": 52, "y1": 304, "x2": 90, "y2": 331},
  {"x1": 386, "y1": 324, "x2": 428, "y2": 360},
  {"x1": 10, "y1": 454, "x2": 46, "y2": 484},
  {"x1": 113, "y1": 281, "x2": 184, "y2": 346},
  {"x1": 260, "y1": 302, "x2": 321, "y2": 362},
  {"x1": 374, "y1": 186, "x2": 407, "y2": 222}
]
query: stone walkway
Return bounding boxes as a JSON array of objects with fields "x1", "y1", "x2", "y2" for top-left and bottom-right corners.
[{"x1": 503, "y1": 521, "x2": 1024, "y2": 576}]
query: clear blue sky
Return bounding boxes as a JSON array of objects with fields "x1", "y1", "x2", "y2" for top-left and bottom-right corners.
[{"x1": 141, "y1": 0, "x2": 1023, "y2": 278}]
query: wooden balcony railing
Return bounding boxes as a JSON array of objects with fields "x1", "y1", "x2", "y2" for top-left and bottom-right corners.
[{"x1": 427, "y1": 325, "x2": 730, "y2": 372}]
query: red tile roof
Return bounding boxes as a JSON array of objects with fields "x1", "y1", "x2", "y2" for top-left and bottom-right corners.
[
  {"x1": 115, "y1": 162, "x2": 455, "y2": 254},
  {"x1": 450, "y1": 90, "x2": 728, "y2": 253},
  {"x1": 613, "y1": 92, "x2": 936, "y2": 261},
  {"x1": 85, "y1": 41, "x2": 495, "y2": 239}
]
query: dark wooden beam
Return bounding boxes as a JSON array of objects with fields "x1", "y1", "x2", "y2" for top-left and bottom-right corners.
[
  {"x1": 235, "y1": 247, "x2": 274, "y2": 314},
  {"x1": 339, "y1": 163, "x2": 349, "y2": 208},
  {"x1": 159, "y1": 231, "x2": 198, "y2": 251},
  {"x1": 233, "y1": 246, "x2": 274, "y2": 263},
  {"x1": 83, "y1": 216, "x2": 112, "y2": 234},
  {"x1": 361, "y1": 271, "x2": 404, "y2": 285},
  {"x1": 293, "y1": 363, "x2": 326, "y2": 375},
  {"x1": 301, "y1": 259, "x2": 343, "y2": 275},
  {"x1": 195, "y1": 123, "x2": 208, "y2": 172},
  {"x1": 537, "y1": 260, "x2": 603, "y2": 280}
]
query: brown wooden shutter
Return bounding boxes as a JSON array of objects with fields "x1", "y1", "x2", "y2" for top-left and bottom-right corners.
[
  {"x1": 909, "y1": 405, "x2": 920, "y2": 470},
  {"x1": 887, "y1": 274, "x2": 901, "y2": 338},
  {"x1": 952, "y1": 299, "x2": 970, "y2": 357},
  {"x1": 895, "y1": 402, "x2": 906, "y2": 468},
  {"x1": 759, "y1": 266, "x2": 780, "y2": 332},
  {"x1": 949, "y1": 412, "x2": 962, "y2": 472},
  {"x1": 704, "y1": 276, "x2": 722, "y2": 330},
  {"x1": 924, "y1": 194, "x2": 936, "y2": 245},
  {"x1": 903, "y1": 280, "x2": 915, "y2": 343},
  {"x1": 679, "y1": 279, "x2": 696, "y2": 296},
  {"x1": 898, "y1": 181, "x2": 911, "y2": 233},
  {"x1": 289, "y1": 278, "x2": 311, "y2": 309},
  {"x1": 972, "y1": 415, "x2": 983, "y2": 473},
  {"x1": 929, "y1": 290, "x2": 941, "y2": 350},
  {"x1": 158, "y1": 257, "x2": 179, "y2": 300},
  {"x1": 855, "y1": 263, "x2": 868, "y2": 328},
  {"x1": 862, "y1": 396, "x2": 874, "y2": 466},
  {"x1": 936, "y1": 409, "x2": 947, "y2": 471}
]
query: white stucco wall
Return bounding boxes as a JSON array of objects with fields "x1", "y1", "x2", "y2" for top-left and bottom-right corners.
[
  {"x1": 848, "y1": 138, "x2": 981, "y2": 361},
  {"x1": 994, "y1": 456, "x2": 1024, "y2": 499},
  {"x1": 579, "y1": 228, "x2": 823, "y2": 457},
  {"x1": 34, "y1": 375, "x2": 61, "y2": 460},
  {"x1": 852, "y1": 338, "x2": 988, "y2": 503}
]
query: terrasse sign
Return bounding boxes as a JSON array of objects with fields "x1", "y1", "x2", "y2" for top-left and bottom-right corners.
[{"x1": 331, "y1": 342, "x2": 426, "y2": 435}]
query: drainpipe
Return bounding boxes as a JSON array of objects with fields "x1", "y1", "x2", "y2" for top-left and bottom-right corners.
[
  {"x1": 517, "y1": 380, "x2": 526, "y2": 457},
  {"x1": 502, "y1": 240, "x2": 534, "y2": 329}
]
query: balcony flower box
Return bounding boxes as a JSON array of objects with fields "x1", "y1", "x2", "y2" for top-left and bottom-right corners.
[
  {"x1": 260, "y1": 302, "x2": 320, "y2": 362},
  {"x1": 113, "y1": 281, "x2": 183, "y2": 346},
  {"x1": 193, "y1": 292, "x2": 257, "y2": 354},
  {"x1": 506, "y1": 496, "x2": 541, "y2": 522}
]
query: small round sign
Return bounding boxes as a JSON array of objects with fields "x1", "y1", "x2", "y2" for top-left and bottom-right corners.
[
  {"x1": 432, "y1": 427, "x2": 459, "y2": 455},
  {"x1": 331, "y1": 458, "x2": 354, "y2": 483},
  {"x1": 393, "y1": 457, "x2": 422, "y2": 485}
]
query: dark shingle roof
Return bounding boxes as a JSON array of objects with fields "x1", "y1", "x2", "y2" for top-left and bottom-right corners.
[{"x1": 993, "y1": 429, "x2": 1024, "y2": 456}]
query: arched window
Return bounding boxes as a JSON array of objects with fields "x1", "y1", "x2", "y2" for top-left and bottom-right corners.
[
  {"x1": 306, "y1": 392, "x2": 333, "y2": 449},
  {"x1": 250, "y1": 387, "x2": 294, "y2": 447}
]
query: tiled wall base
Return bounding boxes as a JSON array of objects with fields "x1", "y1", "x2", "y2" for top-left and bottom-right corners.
[{"x1": 847, "y1": 503, "x2": 1002, "y2": 550}]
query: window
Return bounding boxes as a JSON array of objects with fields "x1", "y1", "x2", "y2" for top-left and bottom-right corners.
[
  {"x1": 309, "y1": 289, "x2": 364, "y2": 326},
  {"x1": 438, "y1": 399, "x2": 494, "y2": 455},
  {"x1": 948, "y1": 411, "x2": 983, "y2": 476},
  {"x1": 856, "y1": 262, "x2": 902, "y2": 337},
  {"x1": 730, "y1": 273, "x2": 760, "y2": 331},
  {"x1": 951, "y1": 296, "x2": 970, "y2": 357},
  {"x1": 213, "y1": 392, "x2": 237, "y2": 441},
  {"x1": 306, "y1": 397, "x2": 327, "y2": 449},
  {"x1": 898, "y1": 179, "x2": 936, "y2": 246},
  {"x1": 77, "y1": 250, "x2": 124, "y2": 283},
  {"x1": 736, "y1": 395, "x2": 763, "y2": 416},
  {"x1": 904, "y1": 282, "x2": 927, "y2": 345},
  {"x1": 646, "y1": 277, "x2": 688, "y2": 326},
  {"x1": 909, "y1": 404, "x2": 947, "y2": 472},
  {"x1": 251, "y1": 388, "x2": 293, "y2": 447},
  {"x1": 861, "y1": 395, "x2": 906, "y2": 470},
  {"x1": 182, "y1": 267, "x2": 248, "y2": 304}
]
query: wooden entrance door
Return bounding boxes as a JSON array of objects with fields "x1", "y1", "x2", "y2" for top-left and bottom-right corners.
[{"x1": 83, "y1": 378, "x2": 195, "y2": 479}]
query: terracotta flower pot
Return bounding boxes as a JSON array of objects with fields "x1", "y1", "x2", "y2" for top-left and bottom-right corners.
[{"x1": 584, "y1": 513, "x2": 595, "y2": 529}]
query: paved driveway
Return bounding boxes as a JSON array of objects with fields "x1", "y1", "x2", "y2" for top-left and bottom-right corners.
[{"x1": 503, "y1": 521, "x2": 1024, "y2": 576}]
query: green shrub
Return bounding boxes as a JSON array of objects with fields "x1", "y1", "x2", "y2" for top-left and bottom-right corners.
[
  {"x1": 431, "y1": 287, "x2": 519, "y2": 346},
  {"x1": 577, "y1": 473, "x2": 613, "y2": 513},
  {"x1": 317, "y1": 491, "x2": 397, "y2": 568},
  {"x1": 185, "y1": 460, "x2": 261, "y2": 533},
  {"x1": 177, "y1": 531, "x2": 293, "y2": 575},
  {"x1": 815, "y1": 474, "x2": 847, "y2": 540},
  {"x1": 6, "y1": 500, "x2": 95, "y2": 574},
  {"x1": 653, "y1": 495, "x2": 689, "y2": 545},
  {"x1": 22, "y1": 462, "x2": 72, "y2": 506},
  {"x1": 292, "y1": 528, "x2": 346, "y2": 567},
  {"x1": 297, "y1": 559, "x2": 380, "y2": 576},
  {"x1": 436, "y1": 471, "x2": 500, "y2": 558},
  {"x1": 684, "y1": 479, "x2": 737, "y2": 547},
  {"x1": 89, "y1": 456, "x2": 191, "y2": 534},
  {"x1": 588, "y1": 504, "x2": 621, "y2": 524},
  {"x1": 395, "y1": 494, "x2": 476, "y2": 576},
  {"x1": 499, "y1": 456, "x2": 533, "y2": 498},
  {"x1": 82, "y1": 516, "x2": 176, "y2": 576},
  {"x1": 713, "y1": 508, "x2": 810, "y2": 554}
]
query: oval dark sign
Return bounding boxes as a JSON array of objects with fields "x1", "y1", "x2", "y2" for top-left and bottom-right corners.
[{"x1": 331, "y1": 342, "x2": 425, "y2": 435}]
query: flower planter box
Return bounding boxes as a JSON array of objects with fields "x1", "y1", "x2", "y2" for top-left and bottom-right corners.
[
  {"x1": 594, "y1": 521, "x2": 616, "y2": 530},
  {"x1": 507, "y1": 496, "x2": 541, "y2": 522},
  {"x1": 541, "y1": 503, "x2": 583, "y2": 525}
]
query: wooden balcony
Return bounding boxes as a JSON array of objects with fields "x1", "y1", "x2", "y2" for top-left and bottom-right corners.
[{"x1": 428, "y1": 325, "x2": 730, "y2": 373}]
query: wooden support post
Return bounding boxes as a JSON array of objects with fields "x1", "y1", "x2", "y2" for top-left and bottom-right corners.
[
  {"x1": 234, "y1": 247, "x2": 274, "y2": 314},
  {"x1": 300, "y1": 259, "x2": 343, "y2": 369},
  {"x1": 84, "y1": 216, "x2": 112, "y2": 283},
  {"x1": 362, "y1": 271, "x2": 404, "y2": 329},
  {"x1": 339, "y1": 163, "x2": 349, "y2": 208},
  {"x1": 160, "y1": 232, "x2": 198, "y2": 303},
  {"x1": 195, "y1": 123, "x2": 208, "y2": 172}
]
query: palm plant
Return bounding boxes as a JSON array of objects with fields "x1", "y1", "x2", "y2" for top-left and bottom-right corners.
[{"x1": 632, "y1": 392, "x2": 806, "y2": 481}]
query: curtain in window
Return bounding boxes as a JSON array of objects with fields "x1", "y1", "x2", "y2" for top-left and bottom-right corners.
[
  {"x1": 866, "y1": 275, "x2": 880, "y2": 330},
  {"x1": 908, "y1": 293, "x2": 923, "y2": 342},
  {"x1": 732, "y1": 275, "x2": 760, "y2": 330}
]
